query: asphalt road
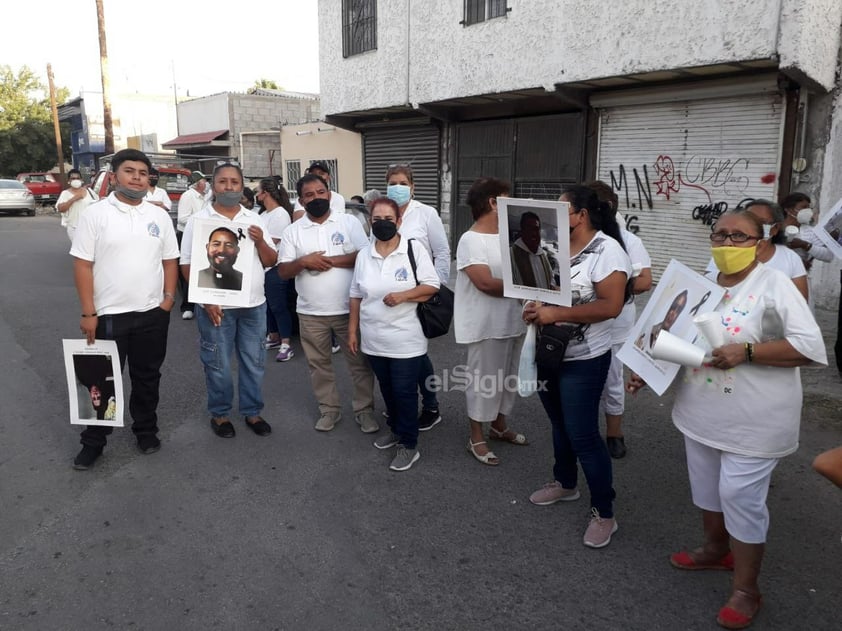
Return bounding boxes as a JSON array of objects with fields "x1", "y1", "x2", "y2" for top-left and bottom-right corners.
[{"x1": 1, "y1": 214, "x2": 840, "y2": 631}]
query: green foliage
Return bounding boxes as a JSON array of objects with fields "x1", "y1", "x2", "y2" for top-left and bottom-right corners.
[
  {"x1": 252, "y1": 78, "x2": 282, "y2": 91},
  {"x1": 0, "y1": 65, "x2": 71, "y2": 174}
]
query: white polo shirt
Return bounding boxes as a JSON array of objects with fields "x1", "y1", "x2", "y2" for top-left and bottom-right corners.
[
  {"x1": 70, "y1": 193, "x2": 179, "y2": 315},
  {"x1": 181, "y1": 205, "x2": 273, "y2": 308},
  {"x1": 350, "y1": 237, "x2": 439, "y2": 358},
  {"x1": 278, "y1": 210, "x2": 369, "y2": 315},
  {"x1": 145, "y1": 186, "x2": 172, "y2": 211},
  {"x1": 398, "y1": 199, "x2": 451, "y2": 284}
]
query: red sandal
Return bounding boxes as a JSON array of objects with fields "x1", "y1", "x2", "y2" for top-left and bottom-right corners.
[
  {"x1": 716, "y1": 589, "x2": 762, "y2": 629},
  {"x1": 670, "y1": 549, "x2": 734, "y2": 571}
]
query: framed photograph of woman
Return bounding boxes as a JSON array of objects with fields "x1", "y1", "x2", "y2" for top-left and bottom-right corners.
[
  {"x1": 812, "y1": 196, "x2": 842, "y2": 259},
  {"x1": 616, "y1": 259, "x2": 725, "y2": 395},
  {"x1": 62, "y1": 339, "x2": 124, "y2": 427},
  {"x1": 497, "y1": 198, "x2": 572, "y2": 306},
  {"x1": 188, "y1": 217, "x2": 257, "y2": 307}
]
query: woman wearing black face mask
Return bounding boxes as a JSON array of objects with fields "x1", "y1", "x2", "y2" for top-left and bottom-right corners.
[{"x1": 349, "y1": 198, "x2": 440, "y2": 472}]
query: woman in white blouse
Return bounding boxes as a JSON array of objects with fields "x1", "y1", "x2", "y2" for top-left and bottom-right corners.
[
  {"x1": 629, "y1": 209, "x2": 826, "y2": 630},
  {"x1": 523, "y1": 185, "x2": 631, "y2": 550},
  {"x1": 385, "y1": 165, "x2": 450, "y2": 431},
  {"x1": 349, "y1": 197, "x2": 439, "y2": 472},
  {"x1": 454, "y1": 177, "x2": 527, "y2": 466}
]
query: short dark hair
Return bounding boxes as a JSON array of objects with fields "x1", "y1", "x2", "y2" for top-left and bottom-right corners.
[
  {"x1": 307, "y1": 160, "x2": 330, "y2": 175},
  {"x1": 780, "y1": 192, "x2": 811, "y2": 211},
  {"x1": 466, "y1": 177, "x2": 510, "y2": 220},
  {"x1": 296, "y1": 173, "x2": 329, "y2": 198},
  {"x1": 68, "y1": 169, "x2": 82, "y2": 178},
  {"x1": 207, "y1": 226, "x2": 239, "y2": 244},
  {"x1": 111, "y1": 149, "x2": 152, "y2": 172},
  {"x1": 519, "y1": 211, "x2": 541, "y2": 228},
  {"x1": 149, "y1": 167, "x2": 160, "y2": 177},
  {"x1": 212, "y1": 162, "x2": 244, "y2": 183}
]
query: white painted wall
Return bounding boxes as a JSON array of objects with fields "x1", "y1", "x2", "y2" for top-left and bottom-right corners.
[
  {"x1": 177, "y1": 94, "x2": 229, "y2": 135},
  {"x1": 281, "y1": 122, "x2": 363, "y2": 199},
  {"x1": 319, "y1": 0, "x2": 840, "y2": 116}
]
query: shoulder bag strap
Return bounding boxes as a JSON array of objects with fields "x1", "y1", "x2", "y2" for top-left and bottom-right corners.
[{"x1": 406, "y1": 238, "x2": 420, "y2": 286}]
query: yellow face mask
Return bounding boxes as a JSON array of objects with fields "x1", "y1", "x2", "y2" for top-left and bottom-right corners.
[{"x1": 711, "y1": 246, "x2": 757, "y2": 275}]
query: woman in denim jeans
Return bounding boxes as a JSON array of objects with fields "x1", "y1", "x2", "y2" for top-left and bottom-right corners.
[{"x1": 523, "y1": 184, "x2": 631, "y2": 549}]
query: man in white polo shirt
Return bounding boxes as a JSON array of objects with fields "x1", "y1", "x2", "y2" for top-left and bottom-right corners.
[
  {"x1": 291, "y1": 161, "x2": 346, "y2": 222},
  {"x1": 70, "y1": 149, "x2": 180, "y2": 470},
  {"x1": 278, "y1": 173, "x2": 376, "y2": 433}
]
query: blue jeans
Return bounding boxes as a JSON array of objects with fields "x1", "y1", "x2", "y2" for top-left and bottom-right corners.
[
  {"x1": 196, "y1": 305, "x2": 266, "y2": 418},
  {"x1": 418, "y1": 353, "x2": 438, "y2": 411},
  {"x1": 264, "y1": 267, "x2": 292, "y2": 339},
  {"x1": 367, "y1": 354, "x2": 424, "y2": 449},
  {"x1": 538, "y1": 351, "x2": 615, "y2": 518}
]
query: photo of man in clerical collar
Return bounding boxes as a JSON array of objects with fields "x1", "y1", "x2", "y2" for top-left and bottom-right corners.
[
  {"x1": 198, "y1": 227, "x2": 244, "y2": 291},
  {"x1": 510, "y1": 211, "x2": 556, "y2": 290}
]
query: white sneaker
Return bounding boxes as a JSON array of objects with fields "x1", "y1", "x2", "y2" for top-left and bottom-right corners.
[
  {"x1": 182, "y1": 310, "x2": 194, "y2": 320},
  {"x1": 331, "y1": 343, "x2": 341, "y2": 354}
]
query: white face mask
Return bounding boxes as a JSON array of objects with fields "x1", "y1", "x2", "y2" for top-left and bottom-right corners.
[
  {"x1": 70, "y1": 180, "x2": 83, "y2": 189},
  {"x1": 796, "y1": 208, "x2": 814, "y2": 225}
]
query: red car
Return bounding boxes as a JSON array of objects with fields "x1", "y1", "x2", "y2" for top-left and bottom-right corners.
[
  {"x1": 16, "y1": 173, "x2": 62, "y2": 204},
  {"x1": 91, "y1": 165, "x2": 192, "y2": 226}
]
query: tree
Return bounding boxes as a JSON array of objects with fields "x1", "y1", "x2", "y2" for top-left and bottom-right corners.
[
  {"x1": 0, "y1": 64, "x2": 71, "y2": 175},
  {"x1": 252, "y1": 78, "x2": 282, "y2": 91}
]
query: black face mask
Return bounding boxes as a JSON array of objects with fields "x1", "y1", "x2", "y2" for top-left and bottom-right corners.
[
  {"x1": 306, "y1": 198, "x2": 330, "y2": 218},
  {"x1": 149, "y1": 178, "x2": 159, "y2": 187},
  {"x1": 371, "y1": 219, "x2": 398, "y2": 241}
]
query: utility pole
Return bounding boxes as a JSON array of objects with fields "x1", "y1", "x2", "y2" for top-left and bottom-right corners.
[
  {"x1": 95, "y1": 0, "x2": 114, "y2": 155},
  {"x1": 47, "y1": 63, "x2": 66, "y2": 186}
]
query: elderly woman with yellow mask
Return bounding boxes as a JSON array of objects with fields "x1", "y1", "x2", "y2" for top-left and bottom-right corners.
[{"x1": 629, "y1": 209, "x2": 826, "y2": 630}]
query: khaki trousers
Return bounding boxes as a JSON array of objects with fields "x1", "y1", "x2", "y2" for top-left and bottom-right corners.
[{"x1": 298, "y1": 313, "x2": 374, "y2": 416}]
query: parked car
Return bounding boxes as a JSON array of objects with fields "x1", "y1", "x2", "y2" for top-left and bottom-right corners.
[
  {"x1": 91, "y1": 165, "x2": 192, "y2": 227},
  {"x1": 0, "y1": 179, "x2": 37, "y2": 216},
  {"x1": 16, "y1": 172, "x2": 62, "y2": 204}
]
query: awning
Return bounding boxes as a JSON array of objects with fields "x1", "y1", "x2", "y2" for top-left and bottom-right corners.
[{"x1": 162, "y1": 129, "x2": 229, "y2": 148}]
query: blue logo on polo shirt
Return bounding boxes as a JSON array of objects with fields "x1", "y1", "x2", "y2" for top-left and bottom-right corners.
[
  {"x1": 395, "y1": 267, "x2": 408, "y2": 281},
  {"x1": 331, "y1": 232, "x2": 345, "y2": 246},
  {"x1": 147, "y1": 222, "x2": 160, "y2": 237}
]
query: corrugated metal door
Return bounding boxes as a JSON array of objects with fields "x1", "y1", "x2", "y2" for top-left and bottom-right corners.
[
  {"x1": 596, "y1": 93, "x2": 785, "y2": 277},
  {"x1": 452, "y1": 113, "x2": 585, "y2": 248},
  {"x1": 362, "y1": 124, "x2": 441, "y2": 208}
]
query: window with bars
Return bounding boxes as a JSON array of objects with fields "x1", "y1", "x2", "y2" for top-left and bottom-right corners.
[
  {"x1": 312, "y1": 159, "x2": 340, "y2": 192},
  {"x1": 462, "y1": 0, "x2": 508, "y2": 26},
  {"x1": 342, "y1": 0, "x2": 377, "y2": 58},
  {"x1": 286, "y1": 160, "x2": 301, "y2": 199}
]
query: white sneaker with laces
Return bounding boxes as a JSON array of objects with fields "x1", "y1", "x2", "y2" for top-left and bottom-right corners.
[{"x1": 182, "y1": 310, "x2": 194, "y2": 321}]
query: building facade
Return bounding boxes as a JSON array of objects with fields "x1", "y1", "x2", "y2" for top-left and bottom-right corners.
[
  {"x1": 280, "y1": 122, "x2": 364, "y2": 201},
  {"x1": 164, "y1": 89, "x2": 320, "y2": 181},
  {"x1": 318, "y1": 0, "x2": 842, "y2": 307}
]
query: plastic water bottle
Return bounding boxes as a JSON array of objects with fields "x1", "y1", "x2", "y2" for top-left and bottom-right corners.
[{"x1": 760, "y1": 297, "x2": 784, "y2": 342}]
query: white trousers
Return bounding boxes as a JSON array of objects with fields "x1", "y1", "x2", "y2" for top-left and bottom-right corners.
[
  {"x1": 600, "y1": 343, "x2": 624, "y2": 415},
  {"x1": 465, "y1": 336, "x2": 523, "y2": 423},
  {"x1": 684, "y1": 435, "x2": 778, "y2": 544}
]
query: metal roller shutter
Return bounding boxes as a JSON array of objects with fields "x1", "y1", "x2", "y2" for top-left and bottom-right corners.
[
  {"x1": 595, "y1": 93, "x2": 785, "y2": 278},
  {"x1": 362, "y1": 124, "x2": 441, "y2": 209}
]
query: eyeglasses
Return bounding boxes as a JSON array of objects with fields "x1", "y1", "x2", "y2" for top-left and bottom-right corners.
[{"x1": 709, "y1": 232, "x2": 761, "y2": 244}]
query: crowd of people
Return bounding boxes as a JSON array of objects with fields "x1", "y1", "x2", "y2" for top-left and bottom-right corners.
[{"x1": 64, "y1": 148, "x2": 840, "y2": 630}]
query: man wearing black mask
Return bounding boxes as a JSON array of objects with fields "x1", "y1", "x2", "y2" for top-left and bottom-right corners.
[
  {"x1": 145, "y1": 167, "x2": 172, "y2": 212},
  {"x1": 278, "y1": 174, "x2": 377, "y2": 434}
]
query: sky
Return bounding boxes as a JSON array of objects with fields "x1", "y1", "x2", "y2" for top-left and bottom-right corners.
[{"x1": 0, "y1": 0, "x2": 321, "y2": 99}]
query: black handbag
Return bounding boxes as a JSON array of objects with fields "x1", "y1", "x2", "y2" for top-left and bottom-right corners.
[
  {"x1": 535, "y1": 323, "x2": 585, "y2": 372},
  {"x1": 406, "y1": 239, "x2": 454, "y2": 339}
]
